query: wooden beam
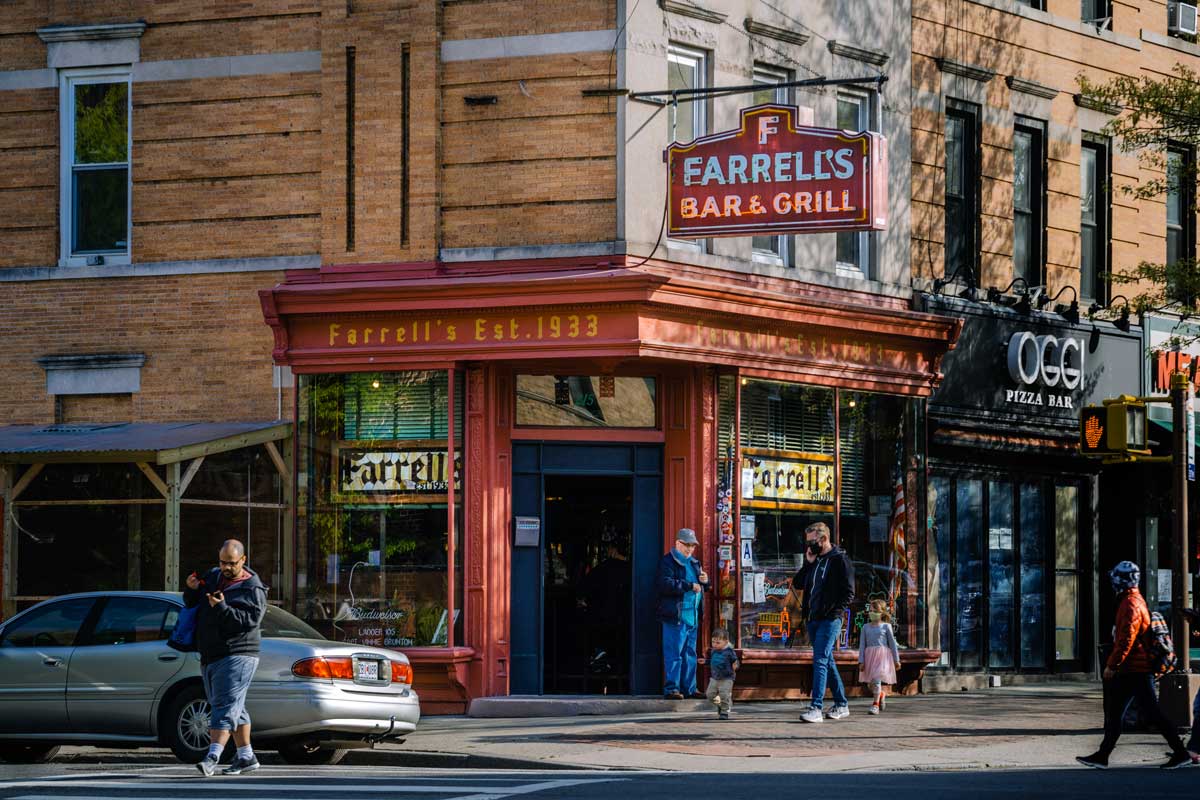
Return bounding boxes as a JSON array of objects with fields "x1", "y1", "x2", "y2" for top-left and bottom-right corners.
[
  {"x1": 14, "y1": 499, "x2": 166, "y2": 507},
  {"x1": 263, "y1": 441, "x2": 292, "y2": 492},
  {"x1": 155, "y1": 422, "x2": 292, "y2": 465},
  {"x1": 179, "y1": 457, "x2": 204, "y2": 497},
  {"x1": 10, "y1": 464, "x2": 44, "y2": 500},
  {"x1": 179, "y1": 499, "x2": 287, "y2": 510},
  {"x1": 0, "y1": 451, "x2": 158, "y2": 464},
  {"x1": 165, "y1": 462, "x2": 181, "y2": 590},
  {"x1": 135, "y1": 462, "x2": 169, "y2": 499}
]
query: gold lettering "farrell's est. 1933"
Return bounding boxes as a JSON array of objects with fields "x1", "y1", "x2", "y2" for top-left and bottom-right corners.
[{"x1": 327, "y1": 314, "x2": 600, "y2": 347}]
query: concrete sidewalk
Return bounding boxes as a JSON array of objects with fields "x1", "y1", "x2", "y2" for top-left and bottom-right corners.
[{"x1": 389, "y1": 683, "x2": 1192, "y2": 772}]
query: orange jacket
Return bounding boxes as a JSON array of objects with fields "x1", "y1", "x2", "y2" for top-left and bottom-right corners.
[{"x1": 1107, "y1": 587, "x2": 1152, "y2": 674}]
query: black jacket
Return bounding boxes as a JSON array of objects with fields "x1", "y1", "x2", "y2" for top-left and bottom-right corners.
[
  {"x1": 183, "y1": 566, "x2": 268, "y2": 665},
  {"x1": 793, "y1": 546, "x2": 855, "y2": 622},
  {"x1": 655, "y1": 550, "x2": 710, "y2": 623}
]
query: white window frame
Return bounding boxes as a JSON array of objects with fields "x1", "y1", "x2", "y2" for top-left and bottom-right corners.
[
  {"x1": 835, "y1": 88, "x2": 878, "y2": 279},
  {"x1": 59, "y1": 67, "x2": 132, "y2": 267},
  {"x1": 751, "y1": 65, "x2": 792, "y2": 266},
  {"x1": 667, "y1": 44, "x2": 708, "y2": 253}
]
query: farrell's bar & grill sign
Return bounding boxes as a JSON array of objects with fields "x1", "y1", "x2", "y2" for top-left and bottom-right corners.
[{"x1": 666, "y1": 103, "x2": 888, "y2": 239}]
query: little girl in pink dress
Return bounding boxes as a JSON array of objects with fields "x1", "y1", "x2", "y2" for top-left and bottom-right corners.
[{"x1": 858, "y1": 599, "x2": 902, "y2": 714}]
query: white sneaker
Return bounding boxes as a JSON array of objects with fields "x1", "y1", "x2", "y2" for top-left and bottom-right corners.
[
  {"x1": 799, "y1": 706, "x2": 824, "y2": 723},
  {"x1": 826, "y1": 704, "x2": 850, "y2": 720},
  {"x1": 868, "y1": 703, "x2": 880, "y2": 715}
]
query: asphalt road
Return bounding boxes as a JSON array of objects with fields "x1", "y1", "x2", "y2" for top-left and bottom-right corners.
[{"x1": 0, "y1": 763, "x2": 1196, "y2": 799}]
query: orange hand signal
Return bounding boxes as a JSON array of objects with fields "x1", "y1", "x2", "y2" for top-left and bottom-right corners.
[{"x1": 1084, "y1": 414, "x2": 1104, "y2": 449}]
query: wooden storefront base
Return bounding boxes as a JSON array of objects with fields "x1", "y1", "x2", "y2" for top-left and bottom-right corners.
[
  {"x1": 729, "y1": 649, "x2": 940, "y2": 700},
  {"x1": 405, "y1": 646, "x2": 475, "y2": 715}
]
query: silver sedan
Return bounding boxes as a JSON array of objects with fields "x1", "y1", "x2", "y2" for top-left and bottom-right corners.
[{"x1": 0, "y1": 591, "x2": 420, "y2": 765}]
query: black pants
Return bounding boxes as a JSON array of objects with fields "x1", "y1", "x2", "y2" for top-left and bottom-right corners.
[{"x1": 1099, "y1": 672, "x2": 1185, "y2": 757}]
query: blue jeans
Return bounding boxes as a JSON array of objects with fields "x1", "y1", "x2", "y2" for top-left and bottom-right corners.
[
  {"x1": 202, "y1": 655, "x2": 259, "y2": 731},
  {"x1": 808, "y1": 617, "x2": 847, "y2": 710},
  {"x1": 662, "y1": 620, "x2": 698, "y2": 695}
]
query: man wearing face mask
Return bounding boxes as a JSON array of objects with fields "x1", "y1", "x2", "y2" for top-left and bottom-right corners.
[
  {"x1": 1076, "y1": 561, "x2": 1191, "y2": 770},
  {"x1": 793, "y1": 521, "x2": 855, "y2": 723}
]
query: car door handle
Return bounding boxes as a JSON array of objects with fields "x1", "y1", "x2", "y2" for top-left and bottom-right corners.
[
  {"x1": 43, "y1": 657, "x2": 63, "y2": 667},
  {"x1": 157, "y1": 653, "x2": 179, "y2": 662}
]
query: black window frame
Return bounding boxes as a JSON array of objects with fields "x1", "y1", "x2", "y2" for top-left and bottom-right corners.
[
  {"x1": 1013, "y1": 118, "x2": 1048, "y2": 288},
  {"x1": 1166, "y1": 143, "x2": 1196, "y2": 305},
  {"x1": 1080, "y1": 136, "x2": 1111, "y2": 305},
  {"x1": 945, "y1": 101, "x2": 981, "y2": 287}
]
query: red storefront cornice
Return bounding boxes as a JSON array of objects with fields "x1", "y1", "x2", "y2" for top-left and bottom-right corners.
[{"x1": 260, "y1": 256, "x2": 962, "y2": 394}]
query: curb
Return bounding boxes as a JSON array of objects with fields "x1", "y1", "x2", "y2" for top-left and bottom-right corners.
[{"x1": 348, "y1": 748, "x2": 620, "y2": 771}]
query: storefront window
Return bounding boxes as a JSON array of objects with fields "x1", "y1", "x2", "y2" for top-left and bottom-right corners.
[
  {"x1": 515, "y1": 375, "x2": 657, "y2": 428},
  {"x1": 955, "y1": 479, "x2": 984, "y2": 668},
  {"x1": 838, "y1": 392, "x2": 918, "y2": 649},
  {"x1": 988, "y1": 481, "x2": 1015, "y2": 669},
  {"x1": 1020, "y1": 483, "x2": 1046, "y2": 668},
  {"x1": 12, "y1": 463, "x2": 166, "y2": 605},
  {"x1": 1055, "y1": 485, "x2": 1079, "y2": 661},
  {"x1": 737, "y1": 381, "x2": 834, "y2": 650},
  {"x1": 298, "y1": 370, "x2": 463, "y2": 649}
]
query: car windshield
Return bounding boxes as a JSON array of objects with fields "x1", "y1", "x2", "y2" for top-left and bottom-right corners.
[{"x1": 262, "y1": 604, "x2": 326, "y2": 640}]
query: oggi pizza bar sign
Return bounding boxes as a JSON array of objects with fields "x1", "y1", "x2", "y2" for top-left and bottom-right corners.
[{"x1": 666, "y1": 103, "x2": 888, "y2": 238}]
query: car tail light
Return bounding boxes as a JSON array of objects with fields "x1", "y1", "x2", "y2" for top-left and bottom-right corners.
[
  {"x1": 391, "y1": 661, "x2": 413, "y2": 685},
  {"x1": 292, "y1": 656, "x2": 355, "y2": 680}
]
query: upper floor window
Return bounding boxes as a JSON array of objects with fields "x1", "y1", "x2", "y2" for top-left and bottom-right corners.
[
  {"x1": 836, "y1": 89, "x2": 877, "y2": 279},
  {"x1": 1013, "y1": 119, "x2": 1047, "y2": 288},
  {"x1": 1166, "y1": 145, "x2": 1196, "y2": 304},
  {"x1": 751, "y1": 65, "x2": 792, "y2": 266},
  {"x1": 667, "y1": 45, "x2": 707, "y2": 252},
  {"x1": 945, "y1": 102, "x2": 980, "y2": 286},
  {"x1": 60, "y1": 69, "x2": 131, "y2": 266},
  {"x1": 1080, "y1": 137, "x2": 1110, "y2": 304},
  {"x1": 1082, "y1": 0, "x2": 1112, "y2": 30}
]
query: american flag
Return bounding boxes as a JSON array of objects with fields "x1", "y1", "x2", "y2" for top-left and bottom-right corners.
[{"x1": 887, "y1": 472, "x2": 907, "y2": 605}]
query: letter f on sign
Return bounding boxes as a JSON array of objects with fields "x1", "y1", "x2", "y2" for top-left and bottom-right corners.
[{"x1": 758, "y1": 115, "x2": 780, "y2": 144}]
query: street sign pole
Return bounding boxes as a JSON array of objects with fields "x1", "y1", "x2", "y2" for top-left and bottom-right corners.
[{"x1": 1170, "y1": 372, "x2": 1191, "y2": 672}]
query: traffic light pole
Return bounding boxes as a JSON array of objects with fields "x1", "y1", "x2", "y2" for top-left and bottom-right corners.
[{"x1": 1170, "y1": 372, "x2": 1191, "y2": 672}]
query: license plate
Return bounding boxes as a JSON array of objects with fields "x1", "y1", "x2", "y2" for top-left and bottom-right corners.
[{"x1": 356, "y1": 660, "x2": 380, "y2": 680}]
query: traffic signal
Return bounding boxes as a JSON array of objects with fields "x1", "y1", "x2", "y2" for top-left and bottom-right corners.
[{"x1": 1079, "y1": 397, "x2": 1148, "y2": 455}]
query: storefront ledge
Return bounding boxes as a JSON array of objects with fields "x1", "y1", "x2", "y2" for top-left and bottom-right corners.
[
  {"x1": 736, "y1": 648, "x2": 939, "y2": 665},
  {"x1": 467, "y1": 695, "x2": 711, "y2": 718},
  {"x1": 404, "y1": 647, "x2": 475, "y2": 715}
]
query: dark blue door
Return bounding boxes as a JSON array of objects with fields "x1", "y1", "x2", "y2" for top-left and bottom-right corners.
[{"x1": 510, "y1": 443, "x2": 662, "y2": 695}]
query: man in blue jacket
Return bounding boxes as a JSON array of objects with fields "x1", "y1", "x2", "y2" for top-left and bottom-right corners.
[
  {"x1": 656, "y1": 528, "x2": 710, "y2": 699},
  {"x1": 184, "y1": 538, "x2": 267, "y2": 776}
]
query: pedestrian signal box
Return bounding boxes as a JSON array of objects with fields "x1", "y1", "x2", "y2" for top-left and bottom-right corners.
[{"x1": 1079, "y1": 397, "x2": 1148, "y2": 455}]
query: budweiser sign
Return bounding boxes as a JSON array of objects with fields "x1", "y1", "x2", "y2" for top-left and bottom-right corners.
[{"x1": 665, "y1": 104, "x2": 888, "y2": 239}]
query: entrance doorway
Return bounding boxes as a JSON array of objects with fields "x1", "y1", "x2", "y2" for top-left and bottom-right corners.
[
  {"x1": 543, "y1": 475, "x2": 631, "y2": 694},
  {"x1": 510, "y1": 443, "x2": 662, "y2": 695}
]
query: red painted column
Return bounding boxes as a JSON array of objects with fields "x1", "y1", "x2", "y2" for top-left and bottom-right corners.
[{"x1": 465, "y1": 365, "x2": 486, "y2": 696}]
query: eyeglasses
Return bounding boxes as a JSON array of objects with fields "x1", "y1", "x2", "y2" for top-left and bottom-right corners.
[
  {"x1": 219, "y1": 558, "x2": 243, "y2": 567},
  {"x1": 677, "y1": 542, "x2": 697, "y2": 548}
]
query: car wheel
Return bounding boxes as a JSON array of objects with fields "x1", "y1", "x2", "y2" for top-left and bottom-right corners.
[
  {"x1": 0, "y1": 743, "x2": 61, "y2": 764},
  {"x1": 163, "y1": 684, "x2": 212, "y2": 763},
  {"x1": 277, "y1": 739, "x2": 348, "y2": 766}
]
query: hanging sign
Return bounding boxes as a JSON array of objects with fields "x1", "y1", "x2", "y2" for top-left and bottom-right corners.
[
  {"x1": 665, "y1": 103, "x2": 888, "y2": 239},
  {"x1": 741, "y1": 448, "x2": 836, "y2": 511}
]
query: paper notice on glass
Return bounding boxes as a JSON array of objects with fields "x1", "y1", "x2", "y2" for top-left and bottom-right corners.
[
  {"x1": 1159, "y1": 568, "x2": 1173, "y2": 602},
  {"x1": 740, "y1": 515, "x2": 756, "y2": 539},
  {"x1": 718, "y1": 545, "x2": 733, "y2": 561},
  {"x1": 741, "y1": 467, "x2": 756, "y2": 499},
  {"x1": 869, "y1": 515, "x2": 889, "y2": 543},
  {"x1": 742, "y1": 571, "x2": 755, "y2": 603},
  {"x1": 754, "y1": 572, "x2": 767, "y2": 604},
  {"x1": 741, "y1": 538, "x2": 755, "y2": 568}
]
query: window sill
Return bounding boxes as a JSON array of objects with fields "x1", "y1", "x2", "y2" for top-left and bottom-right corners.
[
  {"x1": 60, "y1": 254, "x2": 132, "y2": 269},
  {"x1": 1141, "y1": 29, "x2": 1200, "y2": 58},
  {"x1": 964, "y1": 0, "x2": 1142, "y2": 51},
  {"x1": 735, "y1": 647, "x2": 941, "y2": 665}
]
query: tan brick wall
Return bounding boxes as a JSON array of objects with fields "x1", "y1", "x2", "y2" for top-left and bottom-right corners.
[
  {"x1": 0, "y1": 272, "x2": 289, "y2": 424},
  {"x1": 913, "y1": 0, "x2": 1199, "y2": 304}
]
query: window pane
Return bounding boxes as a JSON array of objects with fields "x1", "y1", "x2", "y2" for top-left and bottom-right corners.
[
  {"x1": 89, "y1": 597, "x2": 173, "y2": 646},
  {"x1": 73, "y1": 167, "x2": 128, "y2": 253},
  {"x1": 515, "y1": 375, "x2": 657, "y2": 427},
  {"x1": 1080, "y1": 226, "x2": 1096, "y2": 300},
  {"x1": 945, "y1": 117, "x2": 964, "y2": 198},
  {"x1": 1167, "y1": 151, "x2": 1183, "y2": 226},
  {"x1": 931, "y1": 476, "x2": 952, "y2": 655},
  {"x1": 1013, "y1": 131, "x2": 1032, "y2": 212},
  {"x1": 838, "y1": 96, "x2": 862, "y2": 130},
  {"x1": 1080, "y1": 147, "x2": 1096, "y2": 224},
  {"x1": 836, "y1": 231, "x2": 861, "y2": 266},
  {"x1": 1019, "y1": 484, "x2": 1046, "y2": 668},
  {"x1": 1055, "y1": 486, "x2": 1078, "y2": 569},
  {"x1": 956, "y1": 479, "x2": 984, "y2": 668},
  {"x1": 1055, "y1": 573, "x2": 1078, "y2": 660},
  {"x1": 74, "y1": 82, "x2": 128, "y2": 164},
  {"x1": 988, "y1": 482, "x2": 1015, "y2": 668},
  {"x1": 668, "y1": 54, "x2": 700, "y2": 144},
  {"x1": 1169, "y1": 228, "x2": 1182, "y2": 268},
  {"x1": 1014, "y1": 212, "x2": 1032, "y2": 282},
  {"x1": 1, "y1": 598, "x2": 95, "y2": 648}
]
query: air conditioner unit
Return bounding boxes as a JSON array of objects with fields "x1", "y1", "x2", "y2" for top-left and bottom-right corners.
[{"x1": 1170, "y1": 1, "x2": 1199, "y2": 36}]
